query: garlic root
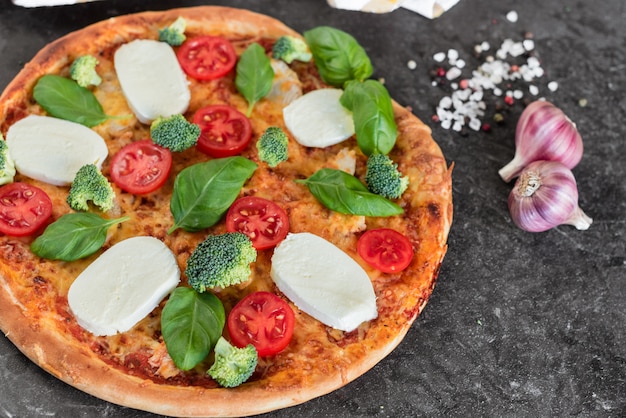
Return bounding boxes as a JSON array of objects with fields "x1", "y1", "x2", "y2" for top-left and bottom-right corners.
[{"x1": 565, "y1": 206, "x2": 593, "y2": 231}]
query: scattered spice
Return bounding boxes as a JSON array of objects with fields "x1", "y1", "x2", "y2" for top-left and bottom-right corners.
[{"x1": 425, "y1": 10, "x2": 560, "y2": 134}]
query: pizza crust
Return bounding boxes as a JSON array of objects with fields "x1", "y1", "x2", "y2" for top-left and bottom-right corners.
[{"x1": 0, "y1": 6, "x2": 452, "y2": 417}]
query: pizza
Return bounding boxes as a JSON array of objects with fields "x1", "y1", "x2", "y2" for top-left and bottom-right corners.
[{"x1": 0, "y1": 6, "x2": 452, "y2": 417}]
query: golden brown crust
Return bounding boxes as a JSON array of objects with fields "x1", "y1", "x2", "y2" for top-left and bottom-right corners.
[{"x1": 0, "y1": 6, "x2": 452, "y2": 417}]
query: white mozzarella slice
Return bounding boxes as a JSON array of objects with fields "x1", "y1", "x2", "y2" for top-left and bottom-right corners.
[
  {"x1": 6, "y1": 115, "x2": 109, "y2": 186},
  {"x1": 283, "y1": 88, "x2": 355, "y2": 148},
  {"x1": 114, "y1": 39, "x2": 190, "y2": 124},
  {"x1": 266, "y1": 59, "x2": 303, "y2": 107},
  {"x1": 271, "y1": 232, "x2": 377, "y2": 332},
  {"x1": 68, "y1": 236, "x2": 180, "y2": 336}
]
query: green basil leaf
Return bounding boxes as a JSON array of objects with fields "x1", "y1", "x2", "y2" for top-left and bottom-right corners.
[
  {"x1": 30, "y1": 213, "x2": 129, "y2": 261},
  {"x1": 303, "y1": 26, "x2": 373, "y2": 87},
  {"x1": 33, "y1": 75, "x2": 111, "y2": 127},
  {"x1": 235, "y1": 43, "x2": 275, "y2": 116},
  {"x1": 161, "y1": 287, "x2": 225, "y2": 371},
  {"x1": 341, "y1": 79, "x2": 397, "y2": 156},
  {"x1": 169, "y1": 157, "x2": 257, "y2": 233},
  {"x1": 296, "y1": 168, "x2": 403, "y2": 217}
]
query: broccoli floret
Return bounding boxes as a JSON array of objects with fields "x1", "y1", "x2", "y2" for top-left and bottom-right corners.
[
  {"x1": 256, "y1": 126, "x2": 289, "y2": 167},
  {"x1": 158, "y1": 17, "x2": 187, "y2": 46},
  {"x1": 272, "y1": 35, "x2": 312, "y2": 64},
  {"x1": 0, "y1": 135, "x2": 16, "y2": 185},
  {"x1": 185, "y1": 232, "x2": 257, "y2": 292},
  {"x1": 364, "y1": 153, "x2": 409, "y2": 200},
  {"x1": 207, "y1": 336, "x2": 258, "y2": 388},
  {"x1": 67, "y1": 164, "x2": 115, "y2": 212},
  {"x1": 69, "y1": 55, "x2": 102, "y2": 88},
  {"x1": 150, "y1": 114, "x2": 201, "y2": 152}
]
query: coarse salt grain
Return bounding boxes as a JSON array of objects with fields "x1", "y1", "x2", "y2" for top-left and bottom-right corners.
[
  {"x1": 447, "y1": 49, "x2": 459, "y2": 61},
  {"x1": 446, "y1": 67, "x2": 462, "y2": 80},
  {"x1": 523, "y1": 39, "x2": 535, "y2": 51},
  {"x1": 433, "y1": 52, "x2": 446, "y2": 62},
  {"x1": 469, "y1": 118, "x2": 482, "y2": 131},
  {"x1": 506, "y1": 11, "x2": 518, "y2": 22},
  {"x1": 407, "y1": 60, "x2": 417, "y2": 70},
  {"x1": 548, "y1": 81, "x2": 559, "y2": 91},
  {"x1": 439, "y1": 96, "x2": 453, "y2": 109}
]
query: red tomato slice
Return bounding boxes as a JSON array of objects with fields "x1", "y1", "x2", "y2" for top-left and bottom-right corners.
[
  {"x1": 357, "y1": 228, "x2": 414, "y2": 274},
  {"x1": 192, "y1": 105, "x2": 252, "y2": 158},
  {"x1": 0, "y1": 182, "x2": 53, "y2": 237},
  {"x1": 110, "y1": 140, "x2": 173, "y2": 195},
  {"x1": 226, "y1": 196, "x2": 289, "y2": 250},
  {"x1": 227, "y1": 291, "x2": 295, "y2": 357},
  {"x1": 176, "y1": 36, "x2": 237, "y2": 81}
]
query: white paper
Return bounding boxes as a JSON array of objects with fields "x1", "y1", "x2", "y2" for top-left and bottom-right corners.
[
  {"x1": 327, "y1": 0, "x2": 405, "y2": 13},
  {"x1": 401, "y1": 0, "x2": 460, "y2": 18},
  {"x1": 12, "y1": 0, "x2": 101, "y2": 7},
  {"x1": 327, "y1": 0, "x2": 460, "y2": 18}
]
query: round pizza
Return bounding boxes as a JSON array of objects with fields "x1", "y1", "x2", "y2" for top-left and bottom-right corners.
[{"x1": 0, "y1": 6, "x2": 452, "y2": 417}]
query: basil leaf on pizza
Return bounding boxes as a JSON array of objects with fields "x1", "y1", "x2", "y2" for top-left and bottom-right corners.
[
  {"x1": 296, "y1": 168, "x2": 403, "y2": 216},
  {"x1": 235, "y1": 43, "x2": 274, "y2": 116},
  {"x1": 33, "y1": 75, "x2": 113, "y2": 127},
  {"x1": 161, "y1": 287, "x2": 226, "y2": 371},
  {"x1": 168, "y1": 157, "x2": 257, "y2": 233},
  {"x1": 30, "y1": 213, "x2": 129, "y2": 261},
  {"x1": 303, "y1": 26, "x2": 373, "y2": 87},
  {"x1": 341, "y1": 79, "x2": 398, "y2": 156}
]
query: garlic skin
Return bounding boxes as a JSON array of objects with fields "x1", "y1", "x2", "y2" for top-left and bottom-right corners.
[
  {"x1": 508, "y1": 160, "x2": 592, "y2": 232},
  {"x1": 499, "y1": 100, "x2": 583, "y2": 182}
]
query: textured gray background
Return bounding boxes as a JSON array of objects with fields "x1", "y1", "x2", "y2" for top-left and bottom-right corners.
[{"x1": 0, "y1": 0, "x2": 624, "y2": 417}]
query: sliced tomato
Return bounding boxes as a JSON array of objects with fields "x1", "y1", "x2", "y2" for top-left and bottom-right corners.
[
  {"x1": 226, "y1": 196, "x2": 289, "y2": 250},
  {"x1": 227, "y1": 291, "x2": 295, "y2": 357},
  {"x1": 0, "y1": 182, "x2": 53, "y2": 237},
  {"x1": 192, "y1": 105, "x2": 252, "y2": 158},
  {"x1": 110, "y1": 140, "x2": 172, "y2": 195},
  {"x1": 357, "y1": 228, "x2": 414, "y2": 274},
  {"x1": 176, "y1": 36, "x2": 237, "y2": 81}
]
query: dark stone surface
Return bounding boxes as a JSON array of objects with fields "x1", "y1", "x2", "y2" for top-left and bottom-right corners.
[{"x1": 0, "y1": 0, "x2": 624, "y2": 417}]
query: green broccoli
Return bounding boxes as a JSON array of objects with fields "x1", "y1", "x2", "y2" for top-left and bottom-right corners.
[
  {"x1": 0, "y1": 135, "x2": 16, "y2": 185},
  {"x1": 364, "y1": 153, "x2": 409, "y2": 200},
  {"x1": 185, "y1": 232, "x2": 257, "y2": 292},
  {"x1": 256, "y1": 126, "x2": 289, "y2": 167},
  {"x1": 69, "y1": 55, "x2": 102, "y2": 88},
  {"x1": 158, "y1": 17, "x2": 187, "y2": 46},
  {"x1": 207, "y1": 336, "x2": 258, "y2": 388},
  {"x1": 150, "y1": 114, "x2": 201, "y2": 152},
  {"x1": 67, "y1": 164, "x2": 115, "y2": 212},
  {"x1": 271, "y1": 35, "x2": 312, "y2": 64}
]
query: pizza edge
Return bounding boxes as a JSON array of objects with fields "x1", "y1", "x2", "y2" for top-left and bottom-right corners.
[{"x1": 0, "y1": 5, "x2": 453, "y2": 417}]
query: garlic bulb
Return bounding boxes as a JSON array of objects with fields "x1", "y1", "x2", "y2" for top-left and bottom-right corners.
[
  {"x1": 508, "y1": 160, "x2": 592, "y2": 232},
  {"x1": 499, "y1": 100, "x2": 583, "y2": 182}
]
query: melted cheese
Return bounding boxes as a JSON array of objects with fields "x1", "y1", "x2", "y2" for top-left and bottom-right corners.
[
  {"x1": 114, "y1": 40, "x2": 191, "y2": 124},
  {"x1": 5, "y1": 115, "x2": 109, "y2": 186},
  {"x1": 271, "y1": 232, "x2": 378, "y2": 332},
  {"x1": 68, "y1": 236, "x2": 180, "y2": 336},
  {"x1": 283, "y1": 88, "x2": 355, "y2": 148}
]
